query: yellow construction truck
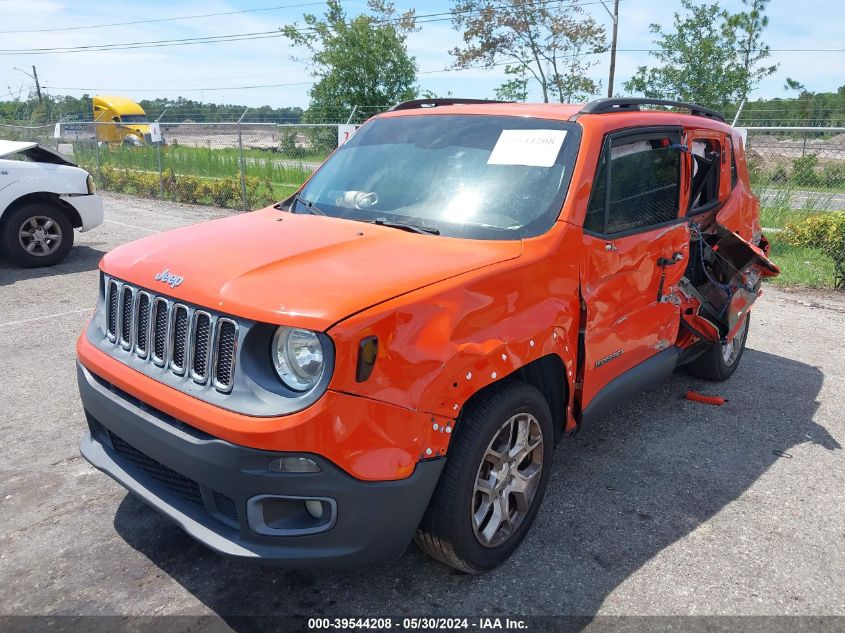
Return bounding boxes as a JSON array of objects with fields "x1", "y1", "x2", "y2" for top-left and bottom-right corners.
[{"x1": 92, "y1": 96, "x2": 153, "y2": 146}]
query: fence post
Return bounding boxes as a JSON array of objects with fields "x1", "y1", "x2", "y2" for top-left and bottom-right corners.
[
  {"x1": 731, "y1": 99, "x2": 745, "y2": 127},
  {"x1": 346, "y1": 105, "x2": 358, "y2": 125},
  {"x1": 802, "y1": 133, "x2": 807, "y2": 158},
  {"x1": 237, "y1": 108, "x2": 249, "y2": 211},
  {"x1": 155, "y1": 109, "x2": 167, "y2": 198},
  {"x1": 93, "y1": 123, "x2": 101, "y2": 183}
]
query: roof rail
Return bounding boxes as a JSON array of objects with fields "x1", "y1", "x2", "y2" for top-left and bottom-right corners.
[
  {"x1": 579, "y1": 98, "x2": 726, "y2": 123},
  {"x1": 388, "y1": 98, "x2": 512, "y2": 112}
]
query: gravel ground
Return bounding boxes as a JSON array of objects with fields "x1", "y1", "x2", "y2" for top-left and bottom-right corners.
[{"x1": 1, "y1": 192, "x2": 843, "y2": 630}]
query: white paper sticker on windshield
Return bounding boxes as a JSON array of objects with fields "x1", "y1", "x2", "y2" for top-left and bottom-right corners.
[{"x1": 487, "y1": 129, "x2": 567, "y2": 167}]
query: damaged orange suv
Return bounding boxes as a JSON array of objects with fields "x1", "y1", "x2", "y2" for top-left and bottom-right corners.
[{"x1": 77, "y1": 98, "x2": 779, "y2": 572}]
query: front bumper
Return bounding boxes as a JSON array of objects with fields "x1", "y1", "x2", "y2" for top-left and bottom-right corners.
[
  {"x1": 61, "y1": 193, "x2": 103, "y2": 232},
  {"x1": 78, "y1": 362, "x2": 444, "y2": 568}
]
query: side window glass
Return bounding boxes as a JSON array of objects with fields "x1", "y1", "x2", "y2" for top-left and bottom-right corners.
[
  {"x1": 584, "y1": 151, "x2": 607, "y2": 232},
  {"x1": 584, "y1": 132, "x2": 681, "y2": 234},
  {"x1": 606, "y1": 136, "x2": 680, "y2": 233},
  {"x1": 688, "y1": 138, "x2": 721, "y2": 213}
]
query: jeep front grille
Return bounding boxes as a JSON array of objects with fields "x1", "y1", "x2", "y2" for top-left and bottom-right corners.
[
  {"x1": 104, "y1": 277, "x2": 238, "y2": 393},
  {"x1": 151, "y1": 298, "x2": 168, "y2": 365},
  {"x1": 169, "y1": 304, "x2": 190, "y2": 374},
  {"x1": 190, "y1": 312, "x2": 212, "y2": 382},
  {"x1": 135, "y1": 292, "x2": 151, "y2": 358},
  {"x1": 119, "y1": 286, "x2": 133, "y2": 348},
  {"x1": 106, "y1": 280, "x2": 119, "y2": 340},
  {"x1": 213, "y1": 319, "x2": 237, "y2": 391}
]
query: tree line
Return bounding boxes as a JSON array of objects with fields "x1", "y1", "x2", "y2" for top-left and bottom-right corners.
[
  {"x1": 0, "y1": 95, "x2": 304, "y2": 125},
  {"x1": 1, "y1": 0, "x2": 841, "y2": 126}
]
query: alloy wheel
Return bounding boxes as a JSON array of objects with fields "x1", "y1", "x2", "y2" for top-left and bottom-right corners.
[
  {"x1": 471, "y1": 412, "x2": 544, "y2": 548},
  {"x1": 17, "y1": 215, "x2": 63, "y2": 257},
  {"x1": 722, "y1": 316, "x2": 749, "y2": 366}
]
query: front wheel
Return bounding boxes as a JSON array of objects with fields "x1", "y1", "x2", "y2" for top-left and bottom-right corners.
[
  {"x1": 415, "y1": 381, "x2": 553, "y2": 573},
  {"x1": 687, "y1": 313, "x2": 750, "y2": 381},
  {"x1": 2, "y1": 203, "x2": 74, "y2": 267}
]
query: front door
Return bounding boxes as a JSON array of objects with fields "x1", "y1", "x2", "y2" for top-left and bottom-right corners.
[{"x1": 579, "y1": 127, "x2": 690, "y2": 408}]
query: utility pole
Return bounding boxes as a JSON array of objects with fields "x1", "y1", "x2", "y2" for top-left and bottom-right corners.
[
  {"x1": 601, "y1": 0, "x2": 620, "y2": 98},
  {"x1": 32, "y1": 65, "x2": 43, "y2": 104},
  {"x1": 13, "y1": 66, "x2": 43, "y2": 104}
]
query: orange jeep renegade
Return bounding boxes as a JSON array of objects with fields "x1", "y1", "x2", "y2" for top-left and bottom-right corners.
[{"x1": 77, "y1": 98, "x2": 779, "y2": 572}]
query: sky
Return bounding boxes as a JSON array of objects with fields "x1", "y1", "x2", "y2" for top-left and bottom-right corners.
[{"x1": 0, "y1": 0, "x2": 842, "y2": 112}]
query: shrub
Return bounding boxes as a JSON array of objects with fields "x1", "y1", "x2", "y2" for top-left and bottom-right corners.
[
  {"x1": 769, "y1": 163, "x2": 789, "y2": 184},
  {"x1": 791, "y1": 154, "x2": 820, "y2": 187},
  {"x1": 820, "y1": 161, "x2": 845, "y2": 188},
  {"x1": 303, "y1": 126, "x2": 337, "y2": 157},
  {"x1": 783, "y1": 212, "x2": 845, "y2": 290},
  {"x1": 95, "y1": 165, "x2": 260, "y2": 209},
  {"x1": 278, "y1": 129, "x2": 299, "y2": 157}
]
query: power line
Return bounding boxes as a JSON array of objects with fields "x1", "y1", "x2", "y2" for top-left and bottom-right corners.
[
  {"x1": 36, "y1": 46, "x2": 845, "y2": 94},
  {"x1": 38, "y1": 57, "x2": 535, "y2": 93},
  {"x1": 0, "y1": 1, "x2": 334, "y2": 35},
  {"x1": 43, "y1": 80, "x2": 315, "y2": 92},
  {"x1": 0, "y1": 0, "x2": 611, "y2": 56}
]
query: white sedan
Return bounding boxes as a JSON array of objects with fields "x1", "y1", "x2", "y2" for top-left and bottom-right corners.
[{"x1": 0, "y1": 140, "x2": 103, "y2": 267}]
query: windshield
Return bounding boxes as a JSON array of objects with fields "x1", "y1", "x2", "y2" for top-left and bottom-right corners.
[
  {"x1": 296, "y1": 114, "x2": 580, "y2": 240},
  {"x1": 119, "y1": 115, "x2": 148, "y2": 124}
]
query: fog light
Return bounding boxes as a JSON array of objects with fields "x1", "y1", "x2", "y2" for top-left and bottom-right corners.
[
  {"x1": 247, "y1": 494, "x2": 336, "y2": 536},
  {"x1": 305, "y1": 499, "x2": 324, "y2": 519},
  {"x1": 268, "y1": 456, "x2": 320, "y2": 473}
]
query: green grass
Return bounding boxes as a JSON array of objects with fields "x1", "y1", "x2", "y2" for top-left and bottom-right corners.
[
  {"x1": 74, "y1": 143, "x2": 312, "y2": 208},
  {"x1": 757, "y1": 194, "x2": 839, "y2": 289},
  {"x1": 74, "y1": 143, "x2": 315, "y2": 188},
  {"x1": 765, "y1": 235, "x2": 836, "y2": 289},
  {"x1": 753, "y1": 180, "x2": 845, "y2": 194},
  {"x1": 756, "y1": 186, "x2": 840, "y2": 229}
]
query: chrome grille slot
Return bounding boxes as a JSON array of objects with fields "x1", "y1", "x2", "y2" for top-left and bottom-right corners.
[
  {"x1": 100, "y1": 277, "x2": 240, "y2": 395},
  {"x1": 190, "y1": 311, "x2": 212, "y2": 383},
  {"x1": 119, "y1": 285, "x2": 133, "y2": 349},
  {"x1": 169, "y1": 305, "x2": 190, "y2": 374},
  {"x1": 135, "y1": 292, "x2": 151, "y2": 358},
  {"x1": 151, "y1": 298, "x2": 169, "y2": 366},
  {"x1": 106, "y1": 280, "x2": 119, "y2": 341},
  {"x1": 213, "y1": 319, "x2": 237, "y2": 393}
]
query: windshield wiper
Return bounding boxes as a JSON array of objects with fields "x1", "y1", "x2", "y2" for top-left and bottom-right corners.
[
  {"x1": 291, "y1": 194, "x2": 325, "y2": 216},
  {"x1": 365, "y1": 217, "x2": 440, "y2": 235}
]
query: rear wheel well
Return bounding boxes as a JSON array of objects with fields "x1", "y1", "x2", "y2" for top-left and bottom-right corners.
[
  {"x1": 1, "y1": 192, "x2": 82, "y2": 231},
  {"x1": 455, "y1": 354, "x2": 569, "y2": 445}
]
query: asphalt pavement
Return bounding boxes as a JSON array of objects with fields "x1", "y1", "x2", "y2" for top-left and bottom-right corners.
[{"x1": 1, "y1": 192, "x2": 843, "y2": 631}]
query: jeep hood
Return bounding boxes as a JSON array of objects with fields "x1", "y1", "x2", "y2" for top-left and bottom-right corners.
[{"x1": 100, "y1": 207, "x2": 522, "y2": 330}]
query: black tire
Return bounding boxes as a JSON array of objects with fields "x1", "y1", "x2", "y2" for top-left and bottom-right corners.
[
  {"x1": 415, "y1": 380, "x2": 554, "y2": 573},
  {"x1": 687, "y1": 313, "x2": 750, "y2": 381},
  {"x1": 1, "y1": 202, "x2": 74, "y2": 268}
]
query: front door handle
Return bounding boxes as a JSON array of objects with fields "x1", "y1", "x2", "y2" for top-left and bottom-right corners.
[
  {"x1": 656, "y1": 252, "x2": 684, "y2": 302},
  {"x1": 657, "y1": 252, "x2": 684, "y2": 267}
]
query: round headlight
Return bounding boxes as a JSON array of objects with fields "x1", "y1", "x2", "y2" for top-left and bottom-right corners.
[{"x1": 272, "y1": 327, "x2": 325, "y2": 391}]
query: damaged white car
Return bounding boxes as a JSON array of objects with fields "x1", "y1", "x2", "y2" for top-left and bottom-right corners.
[{"x1": 0, "y1": 140, "x2": 103, "y2": 267}]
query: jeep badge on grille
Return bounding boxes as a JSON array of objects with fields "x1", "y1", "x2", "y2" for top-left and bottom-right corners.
[{"x1": 154, "y1": 268, "x2": 184, "y2": 288}]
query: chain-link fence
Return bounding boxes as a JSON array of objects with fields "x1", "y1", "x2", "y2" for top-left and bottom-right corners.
[
  {"x1": 745, "y1": 128, "x2": 845, "y2": 289},
  {"x1": 0, "y1": 120, "x2": 348, "y2": 211},
  {"x1": 2, "y1": 117, "x2": 844, "y2": 290},
  {"x1": 0, "y1": 123, "x2": 61, "y2": 146}
]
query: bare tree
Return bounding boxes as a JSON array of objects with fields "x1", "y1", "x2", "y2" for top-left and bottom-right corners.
[{"x1": 450, "y1": 0, "x2": 608, "y2": 103}]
